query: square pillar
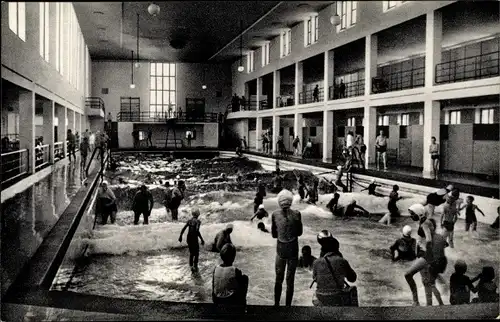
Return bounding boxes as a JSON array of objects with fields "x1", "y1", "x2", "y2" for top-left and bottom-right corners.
[
  {"x1": 322, "y1": 110, "x2": 334, "y2": 163},
  {"x1": 324, "y1": 50, "x2": 334, "y2": 101},
  {"x1": 272, "y1": 115, "x2": 280, "y2": 155},
  {"x1": 294, "y1": 62, "x2": 303, "y2": 105},
  {"x1": 19, "y1": 90, "x2": 35, "y2": 174},
  {"x1": 273, "y1": 70, "x2": 280, "y2": 109},
  {"x1": 363, "y1": 106, "x2": 377, "y2": 167},
  {"x1": 425, "y1": 11, "x2": 442, "y2": 88},
  {"x1": 42, "y1": 100, "x2": 55, "y2": 164},
  {"x1": 256, "y1": 117, "x2": 262, "y2": 151},
  {"x1": 256, "y1": 78, "x2": 262, "y2": 110},
  {"x1": 75, "y1": 113, "x2": 81, "y2": 137},
  {"x1": 56, "y1": 105, "x2": 67, "y2": 157},
  {"x1": 81, "y1": 114, "x2": 87, "y2": 134},
  {"x1": 364, "y1": 34, "x2": 378, "y2": 96},
  {"x1": 293, "y1": 113, "x2": 303, "y2": 151},
  {"x1": 422, "y1": 100, "x2": 441, "y2": 177}
]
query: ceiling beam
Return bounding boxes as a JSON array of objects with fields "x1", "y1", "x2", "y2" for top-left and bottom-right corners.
[{"x1": 207, "y1": 1, "x2": 284, "y2": 61}]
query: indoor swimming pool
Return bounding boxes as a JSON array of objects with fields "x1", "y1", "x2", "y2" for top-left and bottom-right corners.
[{"x1": 50, "y1": 155, "x2": 499, "y2": 307}]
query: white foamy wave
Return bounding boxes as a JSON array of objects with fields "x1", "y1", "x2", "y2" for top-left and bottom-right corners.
[{"x1": 84, "y1": 220, "x2": 275, "y2": 256}]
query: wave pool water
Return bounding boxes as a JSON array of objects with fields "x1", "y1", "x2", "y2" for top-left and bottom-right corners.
[{"x1": 51, "y1": 156, "x2": 499, "y2": 307}]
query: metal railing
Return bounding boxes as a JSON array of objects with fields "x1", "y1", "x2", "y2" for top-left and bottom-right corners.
[
  {"x1": 35, "y1": 144, "x2": 50, "y2": 170},
  {"x1": 54, "y1": 141, "x2": 64, "y2": 161},
  {"x1": 299, "y1": 87, "x2": 324, "y2": 104},
  {"x1": 329, "y1": 79, "x2": 365, "y2": 100},
  {"x1": 372, "y1": 66, "x2": 425, "y2": 93},
  {"x1": 117, "y1": 111, "x2": 219, "y2": 123},
  {"x1": 86, "y1": 97, "x2": 105, "y2": 112},
  {"x1": 230, "y1": 99, "x2": 258, "y2": 112},
  {"x1": 435, "y1": 50, "x2": 500, "y2": 84},
  {"x1": 259, "y1": 99, "x2": 272, "y2": 110},
  {"x1": 276, "y1": 96, "x2": 295, "y2": 108},
  {"x1": 1, "y1": 149, "x2": 29, "y2": 184}
]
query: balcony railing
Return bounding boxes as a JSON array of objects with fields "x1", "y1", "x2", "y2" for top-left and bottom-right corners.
[
  {"x1": 1, "y1": 149, "x2": 29, "y2": 184},
  {"x1": 259, "y1": 99, "x2": 272, "y2": 110},
  {"x1": 329, "y1": 79, "x2": 365, "y2": 100},
  {"x1": 276, "y1": 96, "x2": 295, "y2": 108},
  {"x1": 230, "y1": 99, "x2": 258, "y2": 112},
  {"x1": 435, "y1": 50, "x2": 500, "y2": 84},
  {"x1": 86, "y1": 97, "x2": 105, "y2": 112},
  {"x1": 35, "y1": 144, "x2": 50, "y2": 170},
  {"x1": 54, "y1": 142, "x2": 64, "y2": 161},
  {"x1": 117, "y1": 111, "x2": 219, "y2": 123},
  {"x1": 372, "y1": 67, "x2": 425, "y2": 93},
  {"x1": 299, "y1": 87, "x2": 324, "y2": 104}
]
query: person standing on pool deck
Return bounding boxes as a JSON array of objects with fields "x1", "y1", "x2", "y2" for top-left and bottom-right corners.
[
  {"x1": 179, "y1": 208, "x2": 205, "y2": 272},
  {"x1": 429, "y1": 136, "x2": 440, "y2": 179},
  {"x1": 375, "y1": 130, "x2": 388, "y2": 170},
  {"x1": 271, "y1": 189, "x2": 303, "y2": 306},
  {"x1": 132, "y1": 184, "x2": 154, "y2": 225},
  {"x1": 405, "y1": 204, "x2": 448, "y2": 306}
]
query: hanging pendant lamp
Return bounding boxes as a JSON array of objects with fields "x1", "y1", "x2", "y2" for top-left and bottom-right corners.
[
  {"x1": 135, "y1": 13, "x2": 140, "y2": 68},
  {"x1": 237, "y1": 20, "x2": 244, "y2": 72},
  {"x1": 130, "y1": 50, "x2": 136, "y2": 89},
  {"x1": 330, "y1": 2, "x2": 341, "y2": 26}
]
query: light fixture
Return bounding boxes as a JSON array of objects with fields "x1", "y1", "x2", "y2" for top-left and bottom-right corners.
[
  {"x1": 202, "y1": 67, "x2": 207, "y2": 90},
  {"x1": 202, "y1": 85, "x2": 207, "y2": 90},
  {"x1": 148, "y1": 3, "x2": 160, "y2": 16},
  {"x1": 330, "y1": 2, "x2": 341, "y2": 26},
  {"x1": 130, "y1": 50, "x2": 135, "y2": 89},
  {"x1": 135, "y1": 13, "x2": 140, "y2": 68},
  {"x1": 238, "y1": 20, "x2": 244, "y2": 72}
]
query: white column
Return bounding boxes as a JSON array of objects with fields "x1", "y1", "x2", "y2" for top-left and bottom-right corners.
[
  {"x1": 324, "y1": 50, "x2": 334, "y2": 101},
  {"x1": 425, "y1": 10, "x2": 442, "y2": 88},
  {"x1": 273, "y1": 70, "x2": 280, "y2": 109},
  {"x1": 322, "y1": 110, "x2": 334, "y2": 163},
  {"x1": 272, "y1": 115, "x2": 280, "y2": 155},
  {"x1": 363, "y1": 105, "x2": 377, "y2": 167},
  {"x1": 75, "y1": 113, "x2": 82, "y2": 137},
  {"x1": 364, "y1": 34, "x2": 378, "y2": 96},
  {"x1": 56, "y1": 105, "x2": 67, "y2": 157},
  {"x1": 256, "y1": 117, "x2": 262, "y2": 151},
  {"x1": 294, "y1": 62, "x2": 303, "y2": 105},
  {"x1": 19, "y1": 90, "x2": 36, "y2": 174},
  {"x1": 294, "y1": 113, "x2": 303, "y2": 150},
  {"x1": 422, "y1": 100, "x2": 441, "y2": 177},
  {"x1": 256, "y1": 78, "x2": 262, "y2": 110},
  {"x1": 42, "y1": 100, "x2": 55, "y2": 164}
]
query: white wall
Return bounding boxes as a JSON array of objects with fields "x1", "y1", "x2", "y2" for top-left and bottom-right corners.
[
  {"x1": 117, "y1": 122, "x2": 134, "y2": 148},
  {"x1": 203, "y1": 123, "x2": 219, "y2": 148},
  {"x1": 91, "y1": 61, "x2": 232, "y2": 121}
]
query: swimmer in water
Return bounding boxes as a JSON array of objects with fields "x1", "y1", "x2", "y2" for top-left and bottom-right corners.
[
  {"x1": 179, "y1": 208, "x2": 205, "y2": 272},
  {"x1": 361, "y1": 179, "x2": 383, "y2": 197},
  {"x1": 335, "y1": 165, "x2": 348, "y2": 193},
  {"x1": 257, "y1": 222, "x2": 269, "y2": 233},
  {"x1": 424, "y1": 188, "x2": 448, "y2": 218},
  {"x1": 491, "y1": 206, "x2": 500, "y2": 229},
  {"x1": 405, "y1": 204, "x2": 448, "y2": 306},
  {"x1": 296, "y1": 174, "x2": 306, "y2": 201},
  {"x1": 458, "y1": 195, "x2": 485, "y2": 233},
  {"x1": 379, "y1": 185, "x2": 402, "y2": 225},
  {"x1": 343, "y1": 200, "x2": 370, "y2": 219},
  {"x1": 253, "y1": 183, "x2": 267, "y2": 213},
  {"x1": 326, "y1": 193, "x2": 342, "y2": 217},
  {"x1": 390, "y1": 225, "x2": 418, "y2": 261},
  {"x1": 251, "y1": 204, "x2": 269, "y2": 222},
  {"x1": 212, "y1": 224, "x2": 234, "y2": 253},
  {"x1": 305, "y1": 179, "x2": 319, "y2": 205},
  {"x1": 449, "y1": 260, "x2": 478, "y2": 305},
  {"x1": 441, "y1": 192, "x2": 460, "y2": 248},
  {"x1": 298, "y1": 245, "x2": 316, "y2": 269}
]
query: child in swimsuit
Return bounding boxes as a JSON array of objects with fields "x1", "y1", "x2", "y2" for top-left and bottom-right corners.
[{"x1": 458, "y1": 196, "x2": 485, "y2": 232}]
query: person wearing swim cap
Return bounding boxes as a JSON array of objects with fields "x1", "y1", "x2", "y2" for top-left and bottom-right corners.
[
  {"x1": 405, "y1": 203, "x2": 448, "y2": 306},
  {"x1": 251, "y1": 204, "x2": 269, "y2": 223},
  {"x1": 312, "y1": 230, "x2": 357, "y2": 306},
  {"x1": 212, "y1": 224, "x2": 234, "y2": 253},
  {"x1": 390, "y1": 225, "x2": 418, "y2": 261},
  {"x1": 271, "y1": 189, "x2": 303, "y2": 306},
  {"x1": 361, "y1": 179, "x2": 383, "y2": 197},
  {"x1": 179, "y1": 208, "x2": 205, "y2": 272},
  {"x1": 253, "y1": 183, "x2": 267, "y2": 213},
  {"x1": 257, "y1": 222, "x2": 269, "y2": 233},
  {"x1": 212, "y1": 243, "x2": 249, "y2": 308}
]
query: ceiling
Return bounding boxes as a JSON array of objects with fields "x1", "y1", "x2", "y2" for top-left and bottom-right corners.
[{"x1": 74, "y1": 1, "x2": 332, "y2": 63}]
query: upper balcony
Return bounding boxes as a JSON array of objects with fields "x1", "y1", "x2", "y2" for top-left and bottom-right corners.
[
  {"x1": 117, "y1": 111, "x2": 219, "y2": 123},
  {"x1": 435, "y1": 50, "x2": 499, "y2": 85},
  {"x1": 85, "y1": 97, "x2": 105, "y2": 118}
]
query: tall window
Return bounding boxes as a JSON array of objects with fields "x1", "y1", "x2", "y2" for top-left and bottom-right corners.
[
  {"x1": 247, "y1": 51, "x2": 255, "y2": 73},
  {"x1": 261, "y1": 42, "x2": 270, "y2": 67},
  {"x1": 347, "y1": 117, "x2": 356, "y2": 127},
  {"x1": 336, "y1": 1, "x2": 357, "y2": 32},
  {"x1": 280, "y1": 29, "x2": 291, "y2": 57},
  {"x1": 446, "y1": 110, "x2": 461, "y2": 125},
  {"x1": 383, "y1": 1, "x2": 406, "y2": 12},
  {"x1": 39, "y1": 2, "x2": 50, "y2": 61},
  {"x1": 399, "y1": 113, "x2": 409, "y2": 126},
  {"x1": 56, "y1": 3, "x2": 61, "y2": 72},
  {"x1": 149, "y1": 63, "x2": 176, "y2": 116},
  {"x1": 9, "y1": 2, "x2": 26, "y2": 41},
  {"x1": 305, "y1": 15, "x2": 319, "y2": 46},
  {"x1": 378, "y1": 115, "x2": 389, "y2": 126},
  {"x1": 480, "y1": 108, "x2": 494, "y2": 124}
]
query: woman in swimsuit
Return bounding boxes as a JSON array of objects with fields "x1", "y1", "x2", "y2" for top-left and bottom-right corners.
[
  {"x1": 429, "y1": 136, "x2": 440, "y2": 179},
  {"x1": 405, "y1": 203, "x2": 448, "y2": 306}
]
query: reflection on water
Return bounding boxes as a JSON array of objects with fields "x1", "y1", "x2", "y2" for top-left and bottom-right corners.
[
  {"x1": 55, "y1": 188, "x2": 499, "y2": 307},
  {"x1": 1, "y1": 157, "x2": 95, "y2": 295}
]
